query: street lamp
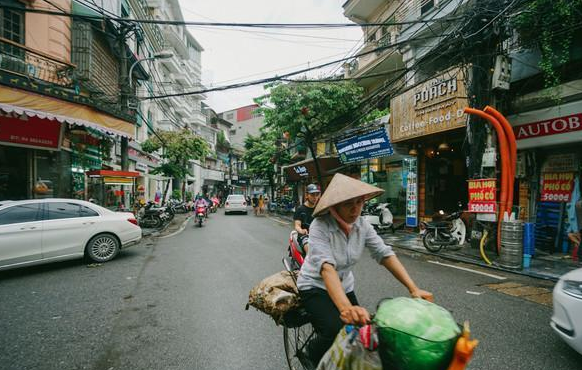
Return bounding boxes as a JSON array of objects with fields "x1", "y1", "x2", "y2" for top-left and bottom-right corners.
[{"x1": 129, "y1": 50, "x2": 174, "y2": 89}]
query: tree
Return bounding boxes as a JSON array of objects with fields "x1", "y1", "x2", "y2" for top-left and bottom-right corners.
[
  {"x1": 243, "y1": 129, "x2": 290, "y2": 200},
  {"x1": 142, "y1": 129, "x2": 209, "y2": 204},
  {"x1": 256, "y1": 81, "x2": 363, "y2": 187}
]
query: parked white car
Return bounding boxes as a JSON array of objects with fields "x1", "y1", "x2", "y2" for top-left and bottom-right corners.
[
  {"x1": 224, "y1": 194, "x2": 248, "y2": 215},
  {"x1": 0, "y1": 199, "x2": 141, "y2": 271},
  {"x1": 551, "y1": 267, "x2": 582, "y2": 355}
]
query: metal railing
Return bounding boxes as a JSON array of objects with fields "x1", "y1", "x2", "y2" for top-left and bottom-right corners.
[{"x1": 0, "y1": 37, "x2": 75, "y2": 86}]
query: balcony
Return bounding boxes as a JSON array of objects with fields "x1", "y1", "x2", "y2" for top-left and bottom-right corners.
[
  {"x1": 162, "y1": 25, "x2": 188, "y2": 59},
  {"x1": 343, "y1": 0, "x2": 386, "y2": 22},
  {"x1": 158, "y1": 55, "x2": 182, "y2": 74},
  {"x1": 0, "y1": 37, "x2": 75, "y2": 87},
  {"x1": 202, "y1": 168, "x2": 224, "y2": 182}
]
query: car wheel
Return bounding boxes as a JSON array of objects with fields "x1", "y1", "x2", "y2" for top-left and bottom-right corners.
[
  {"x1": 86, "y1": 233, "x2": 120, "y2": 263},
  {"x1": 225, "y1": 210, "x2": 229, "y2": 215},
  {"x1": 244, "y1": 211, "x2": 248, "y2": 215}
]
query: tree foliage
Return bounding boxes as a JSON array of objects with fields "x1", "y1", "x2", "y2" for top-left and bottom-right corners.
[
  {"x1": 243, "y1": 129, "x2": 290, "y2": 198},
  {"x1": 142, "y1": 129, "x2": 210, "y2": 202},
  {"x1": 257, "y1": 81, "x2": 364, "y2": 140},
  {"x1": 513, "y1": 0, "x2": 582, "y2": 88},
  {"x1": 255, "y1": 81, "x2": 363, "y2": 186}
]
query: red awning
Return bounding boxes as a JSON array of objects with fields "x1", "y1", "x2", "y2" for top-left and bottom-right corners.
[{"x1": 86, "y1": 170, "x2": 140, "y2": 177}]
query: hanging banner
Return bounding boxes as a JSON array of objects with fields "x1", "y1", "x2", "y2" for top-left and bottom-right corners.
[
  {"x1": 335, "y1": 128, "x2": 393, "y2": 164},
  {"x1": 467, "y1": 179, "x2": 497, "y2": 213},
  {"x1": 405, "y1": 158, "x2": 418, "y2": 227},
  {"x1": 540, "y1": 172, "x2": 575, "y2": 202}
]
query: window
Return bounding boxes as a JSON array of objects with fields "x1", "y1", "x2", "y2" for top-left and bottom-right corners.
[
  {"x1": 0, "y1": 2, "x2": 25, "y2": 58},
  {"x1": 421, "y1": 0, "x2": 435, "y2": 15},
  {"x1": 46, "y1": 202, "x2": 83, "y2": 220},
  {"x1": 0, "y1": 204, "x2": 41, "y2": 225},
  {"x1": 80, "y1": 206, "x2": 99, "y2": 217}
]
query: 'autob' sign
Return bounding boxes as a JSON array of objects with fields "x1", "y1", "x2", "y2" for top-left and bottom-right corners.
[{"x1": 335, "y1": 128, "x2": 393, "y2": 164}]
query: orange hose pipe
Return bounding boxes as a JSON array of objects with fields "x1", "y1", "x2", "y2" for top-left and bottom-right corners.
[
  {"x1": 464, "y1": 108, "x2": 510, "y2": 254},
  {"x1": 484, "y1": 106, "x2": 517, "y2": 215}
]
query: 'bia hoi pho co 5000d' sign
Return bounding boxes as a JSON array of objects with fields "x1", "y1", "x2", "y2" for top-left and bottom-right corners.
[
  {"x1": 335, "y1": 128, "x2": 393, "y2": 164},
  {"x1": 390, "y1": 67, "x2": 469, "y2": 142}
]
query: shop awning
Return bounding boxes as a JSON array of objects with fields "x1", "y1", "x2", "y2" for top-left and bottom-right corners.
[
  {"x1": 0, "y1": 86, "x2": 135, "y2": 138},
  {"x1": 86, "y1": 170, "x2": 140, "y2": 178},
  {"x1": 282, "y1": 156, "x2": 342, "y2": 182}
]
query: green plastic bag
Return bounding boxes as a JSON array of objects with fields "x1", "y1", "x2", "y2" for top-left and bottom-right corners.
[{"x1": 374, "y1": 297, "x2": 460, "y2": 370}]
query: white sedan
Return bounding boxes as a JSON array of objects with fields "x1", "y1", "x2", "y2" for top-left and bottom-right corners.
[
  {"x1": 224, "y1": 194, "x2": 248, "y2": 215},
  {"x1": 0, "y1": 199, "x2": 141, "y2": 271},
  {"x1": 551, "y1": 267, "x2": 582, "y2": 355}
]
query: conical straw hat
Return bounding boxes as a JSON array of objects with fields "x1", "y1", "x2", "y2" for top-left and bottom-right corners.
[{"x1": 313, "y1": 173, "x2": 384, "y2": 217}]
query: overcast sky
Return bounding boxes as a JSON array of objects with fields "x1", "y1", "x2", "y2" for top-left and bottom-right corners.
[{"x1": 177, "y1": 0, "x2": 363, "y2": 113}]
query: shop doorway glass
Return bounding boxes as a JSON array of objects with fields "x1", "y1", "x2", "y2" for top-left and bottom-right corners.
[
  {"x1": 425, "y1": 151, "x2": 468, "y2": 215},
  {"x1": 0, "y1": 145, "x2": 29, "y2": 200}
]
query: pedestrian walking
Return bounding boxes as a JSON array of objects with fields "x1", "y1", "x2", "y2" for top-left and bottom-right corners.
[
  {"x1": 252, "y1": 194, "x2": 259, "y2": 216},
  {"x1": 258, "y1": 194, "x2": 265, "y2": 215}
]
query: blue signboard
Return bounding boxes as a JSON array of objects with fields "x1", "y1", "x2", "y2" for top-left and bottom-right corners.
[{"x1": 334, "y1": 128, "x2": 394, "y2": 164}]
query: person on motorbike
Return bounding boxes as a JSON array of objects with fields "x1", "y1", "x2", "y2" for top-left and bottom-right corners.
[
  {"x1": 194, "y1": 195, "x2": 208, "y2": 218},
  {"x1": 296, "y1": 174, "x2": 433, "y2": 368},
  {"x1": 211, "y1": 195, "x2": 220, "y2": 209},
  {"x1": 293, "y1": 184, "x2": 321, "y2": 256}
]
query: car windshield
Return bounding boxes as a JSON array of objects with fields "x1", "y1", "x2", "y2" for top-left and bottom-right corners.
[{"x1": 228, "y1": 195, "x2": 245, "y2": 201}]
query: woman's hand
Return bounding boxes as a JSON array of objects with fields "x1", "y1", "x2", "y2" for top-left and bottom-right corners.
[
  {"x1": 339, "y1": 305, "x2": 371, "y2": 326},
  {"x1": 410, "y1": 288, "x2": 434, "y2": 302}
]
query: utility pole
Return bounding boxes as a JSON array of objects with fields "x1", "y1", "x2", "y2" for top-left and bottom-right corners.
[
  {"x1": 118, "y1": 23, "x2": 134, "y2": 172},
  {"x1": 228, "y1": 149, "x2": 233, "y2": 195}
]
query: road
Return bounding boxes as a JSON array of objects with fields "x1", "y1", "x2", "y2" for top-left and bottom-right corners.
[{"x1": 0, "y1": 210, "x2": 580, "y2": 370}]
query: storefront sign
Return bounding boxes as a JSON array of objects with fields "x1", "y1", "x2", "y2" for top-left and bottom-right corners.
[
  {"x1": 541, "y1": 153, "x2": 578, "y2": 173},
  {"x1": 518, "y1": 181, "x2": 530, "y2": 221},
  {"x1": 335, "y1": 128, "x2": 393, "y2": 164},
  {"x1": 293, "y1": 165, "x2": 309, "y2": 177},
  {"x1": 135, "y1": 162, "x2": 148, "y2": 172},
  {"x1": 0, "y1": 112, "x2": 61, "y2": 150},
  {"x1": 540, "y1": 172, "x2": 575, "y2": 202},
  {"x1": 390, "y1": 67, "x2": 469, "y2": 142},
  {"x1": 514, "y1": 112, "x2": 582, "y2": 140},
  {"x1": 467, "y1": 179, "x2": 497, "y2": 213},
  {"x1": 103, "y1": 177, "x2": 134, "y2": 185},
  {"x1": 405, "y1": 158, "x2": 418, "y2": 227}
]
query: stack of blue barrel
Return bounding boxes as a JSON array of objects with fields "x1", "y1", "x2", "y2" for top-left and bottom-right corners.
[{"x1": 523, "y1": 222, "x2": 536, "y2": 268}]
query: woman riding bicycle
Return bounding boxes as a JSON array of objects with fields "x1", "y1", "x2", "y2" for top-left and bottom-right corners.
[{"x1": 296, "y1": 173, "x2": 433, "y2": 368}]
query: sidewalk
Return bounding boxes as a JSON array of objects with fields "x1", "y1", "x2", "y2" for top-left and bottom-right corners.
[
  {"x1": 381, "y1": 230, "x2": 580, "y2": 281},
  {"x1": 270, "y1": 212, "x2": 579, "y2": 281}
]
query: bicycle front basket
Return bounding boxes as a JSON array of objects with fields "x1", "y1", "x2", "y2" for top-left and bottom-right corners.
[{"x1": 374, "y1": 297, "x2": 460, "y2": 370}]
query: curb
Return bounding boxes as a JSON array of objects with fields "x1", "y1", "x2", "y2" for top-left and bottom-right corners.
[
  {"x1": 391, "y1": 243, "x2": 560, "y2": 282},
  {"x1": 157, "y1": 216, "x2": 193, "y2": 239}
]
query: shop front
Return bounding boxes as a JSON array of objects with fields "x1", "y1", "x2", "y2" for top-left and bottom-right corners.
[
  {"x1": 282, "y1": 156, "x2": 345, "y2": 204},
  {"x1": 86, "y1": 170, "x2": 140, "y2": 211},
  {"x1": 390, "y1": 66, "x2": 470, "y2": 226},
  {"x1": 0, "y1": 108, "x2": 68, "y2": 200},
  {"x1": 508, "y1": 99, "x2": 582, "y2": 259},
  {"x1": 128, "y1": 142, "x2": 161, "y2": 203}
]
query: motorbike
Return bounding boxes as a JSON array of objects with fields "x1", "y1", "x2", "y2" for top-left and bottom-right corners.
[
  {"x1": 137, "y1": 201, "x2": 170, "y2": 229},
  {"x1": 420, "y1": 205, "x2": 466, "y2": 253},
  {"x1": 362, "y1": 202, "x2": 394, "y2": 233},
  {"x1": 168, "y1": 199, "x2": 189, "y2": 214},
  {"x1": 286, "y1": 231, "x2": 305, "y2": 270},
  {"x1": 195, "y1": 205, "x2": 206, "y2": 227}
]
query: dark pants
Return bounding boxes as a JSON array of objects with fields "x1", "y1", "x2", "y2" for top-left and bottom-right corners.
[{"x1": 300, "y1": 288, "x2": 359, "y2": 364}]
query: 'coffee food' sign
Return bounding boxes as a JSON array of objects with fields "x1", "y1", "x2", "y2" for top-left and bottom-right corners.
[{"x1": 390, "y1": 67, "x2": 469, "y2": 142}]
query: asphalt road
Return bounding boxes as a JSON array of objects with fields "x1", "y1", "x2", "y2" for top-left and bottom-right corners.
[{"x1": 0, "y1": 210, "x2": 580, "y2": 370}]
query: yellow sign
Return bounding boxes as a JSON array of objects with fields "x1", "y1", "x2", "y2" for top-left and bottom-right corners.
[
  {"x1": 103, "y1": 177, "x2": 134, "y2": 185},
  {"x1": 390, "y1": 67, "x2": 469, "y2": 142}
]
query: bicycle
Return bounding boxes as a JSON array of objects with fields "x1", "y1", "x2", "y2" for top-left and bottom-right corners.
[{"x1": 281, "y1": 236, "x2": 315, "y2": 370}]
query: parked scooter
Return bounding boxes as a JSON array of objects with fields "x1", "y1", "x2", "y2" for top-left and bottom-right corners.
[
  {"x1": 195, "y1": 205, "x2": 206, "y2": 227},
  {"x1": 137, "y1": 201, "x2": 170, "y2": 229},
  {"x1": 420, "y1": 203, "x2": 466, "y2": 253},
  {"x1": 168, "y1": 199, "x2": 189, "y2": 214},
  {"x1": 362, "y1": 202, "x2": 394, "y2": 233}
]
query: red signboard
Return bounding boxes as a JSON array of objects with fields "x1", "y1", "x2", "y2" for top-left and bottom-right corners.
[
  {"x1": 513, "y1": 112, "x2": 582, "y2": 140},
  {"x1": 0, "y1": 112, "x2": 61, "y2": 149},
  {"x1": 540, "y1": 172, "x2": 575, "y2": 202},
  {"x1": 468, "y1": 179, "x2": 497, "y2": 213},
  {"x1": 236, "y1": 104, "x2": 259, "y2": 122}
]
